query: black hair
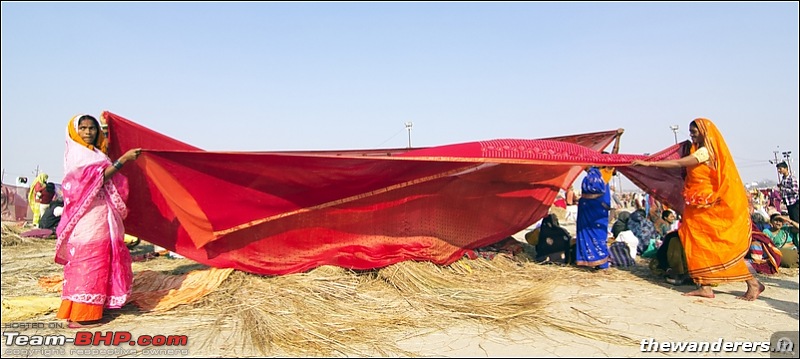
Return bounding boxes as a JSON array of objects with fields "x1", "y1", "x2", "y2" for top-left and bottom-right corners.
[
  {"x1": 661, "y1": 209, "x2": 674, "y2": 220},
  {"x1": 77, "y1": 114, "x2": 99, "y2": 126},
  {"x1": 776, "y1": 161, "x2": 788, "y2": 169}
]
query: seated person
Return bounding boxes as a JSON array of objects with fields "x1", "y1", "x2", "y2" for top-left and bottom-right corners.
[
  {"x1": 748, "y1": 229, "x2": 782, "y2": 275},
  {"x1": 613, "y1": 229, "x2": 639, "y2": 265},
  {"x1": 751, "y1": 212, "x2": 770, "y2": 232},
  {"x1": 655, "y1": 209, "x2": 677, "y2": 238},
  {"x1": 763, "y1": 213, "x2": 799, "y2": 268},
  {"x1": 649, "y1": 231, "x2": 689, "y2": 284},
  {"x1": 38, "y1": 198, "x2": 64, "y2": 233},
  {"x1": 627, "y1": 209, "x2": 659, "y2": 257},
  {"x1": 611, "y1": 210, "x2": 630, "y2": 239},
  {"x1": 534, "y1": 213, "x2": 573, "y2": 264}
]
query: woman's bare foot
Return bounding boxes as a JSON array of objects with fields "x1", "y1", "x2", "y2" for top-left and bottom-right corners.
[
  {"x1": 683, "y1": 285, "x2": 715, "y2": 298},
  {"x1": 738, "y1": 279, "x2": 765, "y2": 301}
]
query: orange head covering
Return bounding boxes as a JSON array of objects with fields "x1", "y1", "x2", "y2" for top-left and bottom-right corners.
[
  {"x1": 691, "y1": 118, "x2": 719, "y2": 171},
  {"x1": 67, "y1": 114, "x2": 108, "y2": 154}
]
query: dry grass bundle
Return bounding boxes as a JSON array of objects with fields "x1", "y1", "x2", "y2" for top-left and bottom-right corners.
[
  {"x1": 198, "y1": 267, "x2": 423, "y2": 357},
  {"x1": 379, "y1": 256, "x2": 551, "y2": 326},
  {"x1": 190, "y1": 254, "x2": 635, "y2": 357},
  {"x1": 1, "y1": 222, "x2": 32, "y2": 247},
  {"x1": 2, "y1": 222, "x2": 25, "y2": 234},
  {"x1": 1, "y1": 225, "x2": 61, "y2": 297},
  {"x1": 1, "y1": 230, "x2": 25, "y2": 247}
]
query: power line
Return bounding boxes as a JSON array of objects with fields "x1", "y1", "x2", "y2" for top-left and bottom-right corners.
[
  {"x1": 768, "y1": 146, "x2": 794, "y2": 179},
  {"x1": 375, "y1": 127, "x2": 406, "y2": 148},
  {"x1": 375, "y1": 122, "x2": 415, "y2": 148}
]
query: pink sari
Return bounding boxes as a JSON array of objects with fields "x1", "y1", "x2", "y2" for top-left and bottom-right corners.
[{"x1": 55, "y1": 118, "x2": 132, "y2": 309}]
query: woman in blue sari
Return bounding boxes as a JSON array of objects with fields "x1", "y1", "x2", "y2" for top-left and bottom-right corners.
[{"x1": 575, "y1": 167, "x2": 611, "y2": 270}]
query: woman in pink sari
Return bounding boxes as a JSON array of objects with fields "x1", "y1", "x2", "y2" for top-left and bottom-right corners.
[{"x1": 55, "y1": 114, "x2": 141, "y2": 328}]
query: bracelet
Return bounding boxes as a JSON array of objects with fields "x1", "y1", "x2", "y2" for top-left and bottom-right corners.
[{"x1": 112, "y1": 160, "x2": 124, "y2": 170}]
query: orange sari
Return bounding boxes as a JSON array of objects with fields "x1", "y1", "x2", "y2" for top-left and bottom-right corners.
[{"x1": 678, "y1": 118, "x2": 752, "y2": 285}]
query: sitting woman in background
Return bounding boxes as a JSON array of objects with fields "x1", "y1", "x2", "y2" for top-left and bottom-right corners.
[
  {"x1": 39, "y1": 198, "x2": 64, "y2": 234},
  {"x1": 611, "y1": 210, "x2": 631, "y2": 239},
  {"x1": 655, "y1": 209, "x2": 677, "y2": 239},
  {"x1": 651, "y1": 231, "x2": 690, "y2": 285},
  {"x1": 751, "y1": 212, "x2": 770, "y2": 232},
  {"x1": 534, "y1": 213, "x2": 573, "y2": 265},
  {"x1": 763, "y1": 213, "x2": 799, "y2": 268},
  {"x1": 611, "y1": 210, "x2": 638, "y2": 260},
  {"x1": 747, "y1": 224, "x2": 782, "y2": 275},
  {"x1": 627, "y1": 209, "x2": 659, "y2": 257}
]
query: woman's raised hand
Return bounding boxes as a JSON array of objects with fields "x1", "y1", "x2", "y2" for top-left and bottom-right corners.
[{"x1": 122, "y1": 148, "x2": 142, "y2": 162}]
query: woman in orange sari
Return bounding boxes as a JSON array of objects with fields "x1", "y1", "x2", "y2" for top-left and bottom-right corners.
[
  {"x1": 632, "y1": 118, "x2": 764, "y2": 300},
  {"x1": 55, "y1": 114, "x2": 142, "y2": 328}
]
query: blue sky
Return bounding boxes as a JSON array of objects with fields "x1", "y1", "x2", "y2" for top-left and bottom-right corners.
[{"x1": 2, "y1": 2, "x2": 798, "y2": 189}]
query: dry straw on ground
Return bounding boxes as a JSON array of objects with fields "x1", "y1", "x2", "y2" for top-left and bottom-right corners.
[{"x1": 2, "y1": 222, "x2": 635, "y2": 357}]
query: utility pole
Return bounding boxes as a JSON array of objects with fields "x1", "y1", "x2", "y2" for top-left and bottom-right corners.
[
  {"x1": 781, "y1": 150, "x2": 793, "y2": 176},
  {"x1": 405, "y1": 121, "x2": 413, "y2": 148},
  {"x1": 769, "y1": 148, "x2": 782, "y2": 183},
  {"x1": 669, "y1": 125, "x2": 679, "y2": 144}
]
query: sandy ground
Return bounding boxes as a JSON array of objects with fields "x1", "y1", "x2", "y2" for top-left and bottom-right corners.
[
  {"x1": 403, "y1": 272, "x2": 799, "y2": 358},
  {"x1": 1, "y1": 220, "x2": 798, "y2": 358}
]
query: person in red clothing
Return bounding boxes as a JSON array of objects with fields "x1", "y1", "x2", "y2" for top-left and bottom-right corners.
[{"x1": 34, "y1": 182, "x2": 57, "y2": 221}]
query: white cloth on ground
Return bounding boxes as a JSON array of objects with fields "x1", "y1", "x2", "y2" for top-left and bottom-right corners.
[{"x1": 615, "y1": 230, "x2": 639, "y2": 259}]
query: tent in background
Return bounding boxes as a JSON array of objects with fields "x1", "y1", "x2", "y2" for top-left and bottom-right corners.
[{"x1": 2, "y1": 183, "x2": 33, "y2": 222}]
